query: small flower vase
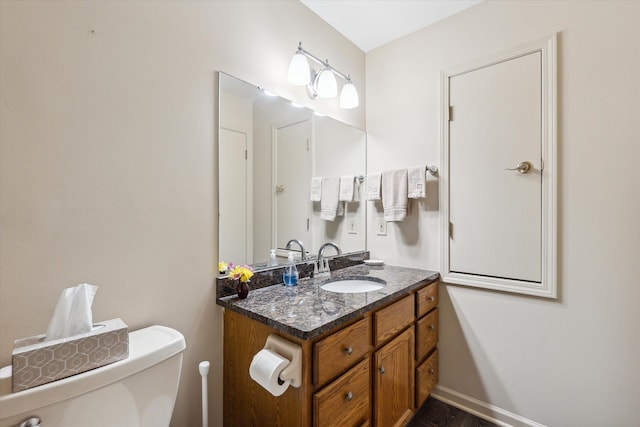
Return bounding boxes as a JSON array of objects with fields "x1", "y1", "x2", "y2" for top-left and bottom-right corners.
[{"x1": 237, "y1": 281, "x2": 249, "y2": 299}]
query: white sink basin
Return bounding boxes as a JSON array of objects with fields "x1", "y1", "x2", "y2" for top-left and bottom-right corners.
[{"x1": 320, "y1": 278, "x2": 386, "y2": 293}]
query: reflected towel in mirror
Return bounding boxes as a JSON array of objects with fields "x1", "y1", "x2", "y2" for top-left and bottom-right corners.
[
  {"x1": 321, "y1": 177, "x2": 340, "y2": 221},
  {"x1": 310, "y1": 177, "x2": 322, "y2": 201}
]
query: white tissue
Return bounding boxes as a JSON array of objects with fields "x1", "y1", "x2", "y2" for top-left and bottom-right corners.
[
  {"x1": 249, "y1": 349, "x2": 291, "y2": 396},
  {"x1": 45, "y1": 283, "x2": 98, "y2": 341}
]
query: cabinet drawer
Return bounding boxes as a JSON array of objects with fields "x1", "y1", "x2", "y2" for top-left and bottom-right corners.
[
  {"x1": 416, "y1": 349, "x2": 438, "y2": 408},
  {"x1": 314, "y1": 317, "x2": 370, "y2": 387},
  {"x1": 314, "y1": 358, "x2": 370, "y2": 427},
  {"x1": 415, "y1": 308, "x2": 438, "y2": 362},
  {"x1": 374, "y1": 294, "x2": 414, "y2": 346},
  {"x1": 416, "y1": 282, "x2": 438, "y2": 318}
]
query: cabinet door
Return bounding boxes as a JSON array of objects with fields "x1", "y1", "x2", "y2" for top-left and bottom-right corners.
[{"x1": 374, "y1": 328, "x2": 414, "y2": 427}]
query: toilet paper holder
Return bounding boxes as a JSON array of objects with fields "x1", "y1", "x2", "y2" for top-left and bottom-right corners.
[{"x1": 264, "y1": 334, "x2": 302, "y2": 388}]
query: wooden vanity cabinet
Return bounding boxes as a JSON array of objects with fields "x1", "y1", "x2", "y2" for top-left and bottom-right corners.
[{"x1": 223, "y1": 280, "x2": 439, "y2": 427}]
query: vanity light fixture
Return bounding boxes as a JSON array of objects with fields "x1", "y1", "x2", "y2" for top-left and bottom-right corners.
[{"x1": 287, "y1": 42, "x2": 359, "y2": 109}]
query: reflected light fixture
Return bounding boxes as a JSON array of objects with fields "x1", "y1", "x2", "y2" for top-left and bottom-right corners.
[{"x1": 287, "y1": 42, "x2": 359, "y2": 109}]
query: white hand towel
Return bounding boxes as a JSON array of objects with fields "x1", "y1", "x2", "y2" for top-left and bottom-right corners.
[
  {"x1": 320, "y1": 177, "x2": 340, "y2": 221},
  {"x1": 408, "y1": 166, "x2": 426, "y2": 199},
  {"x1": 353, "y1": 178, "x2": 360, "y2": 202},
  {"x1": 382, "y1": 169, "x2": 408, "y2": 222},
  {"x1": 339, "y1": 175, "x2": 355, "y2": 202},
  {"x1": 310, "y1": 177, "x2": 322, "y2": 201},
  {"x1": 365, "y1": 174, "x2": 381, "y2": 201}
]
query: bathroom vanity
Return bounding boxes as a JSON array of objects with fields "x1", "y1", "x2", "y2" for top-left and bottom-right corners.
[{"x1": 217, "y1": 264, "x2": 439, "y2": 427}]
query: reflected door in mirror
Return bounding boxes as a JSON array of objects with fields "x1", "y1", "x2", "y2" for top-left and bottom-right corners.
[
  {"x1": 220, "y1": 128, "x2": 249, "y2": 264},
  {"x1": 275, "y1": 121, "x2": 311, "y2": 253}
]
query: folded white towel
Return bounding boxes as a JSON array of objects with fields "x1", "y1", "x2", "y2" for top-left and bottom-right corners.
[
  {"x1": 408, "y1": 166, "x2": 426, "y2": 199},
  {"x1": 310, "y1": 176, "x2": 322, "y2": 201},
  {"x1": 382, "y1": 169, "x2": 408, "y2": 222},
  {"x1": 365, "y1": 174, "x2": 381, "y2": 201},
  {"x1": 321, "y1": 177, "x2": 340, "y2": 221},
  {"x1": 339, "y1": 175, "x2": 355, "y2": 202}
]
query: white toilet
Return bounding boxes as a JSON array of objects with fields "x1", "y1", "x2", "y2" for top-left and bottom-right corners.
[{"x1": 0, "y1": 325, "x2": 186, "y2": 427}]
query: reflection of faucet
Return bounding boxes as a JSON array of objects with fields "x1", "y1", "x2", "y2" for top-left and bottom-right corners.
[
  {"x1": 285, "y1": 239, "x2": 306, "y2": 260},
  {"x1": 316, "y1": 242, "x2": 341, "y2": 276}
]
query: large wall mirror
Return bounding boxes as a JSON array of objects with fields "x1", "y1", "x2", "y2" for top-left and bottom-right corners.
[{"x1": 218, "y1": 72, "x2": 367, "y2": 270}]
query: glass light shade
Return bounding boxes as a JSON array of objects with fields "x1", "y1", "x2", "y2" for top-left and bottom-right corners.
[
  {"x1": 288, "y1": 52, "x2": 311, "y2": 86},
  {"x1": 316, "y1": 69, "x2": 337, "y2": 98},
  {"x1": 339, "y1": 82, "x2": 359, "y2": 109}
]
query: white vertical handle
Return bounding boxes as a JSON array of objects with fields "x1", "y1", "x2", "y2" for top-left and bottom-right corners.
[{"x1": 199, "y1": 361, "x2": 210, "y2": 427}]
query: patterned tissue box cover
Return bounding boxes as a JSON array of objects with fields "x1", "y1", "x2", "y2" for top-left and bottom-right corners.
[{"x1": 11, "y1": 318, "x2": 129, "y2": 392}]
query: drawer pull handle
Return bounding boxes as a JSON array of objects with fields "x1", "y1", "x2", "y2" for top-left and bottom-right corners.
[
  {"x1": 429, "y1": 368, "x2": 435, "y2": 376},
  {"x1": 346, "y1": 391, "x2": 354, "y2": 401},
  {"x1": 429, "y1": 325, "x2": 436, "y2": 331},
  {"x1": 345, "y1": 346, "x2": 353, "y2": 355},
  {"x1": 428, "y1": 296, "x2": 435, "y2": 302},
  {"x1": 379, "y1": 366, "x2": 385, "y2": 374}
]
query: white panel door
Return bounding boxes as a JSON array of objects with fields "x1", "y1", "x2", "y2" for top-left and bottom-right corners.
[
  {"x1": 449, "y1": 52, "x2": 542, "y2": 282},
  {"x1": 274, "y1": 120, "x2": 311, "y2": 253},
  {"x1": 219, "y1": 127, "x2": 248, "y2": 265}
]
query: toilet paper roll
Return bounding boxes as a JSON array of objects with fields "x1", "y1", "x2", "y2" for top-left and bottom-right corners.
[{"x1": 249, "y1": 349, "x2": 291, "y2": 397}]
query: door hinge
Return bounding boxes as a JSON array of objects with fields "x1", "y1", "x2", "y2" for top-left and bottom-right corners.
[
  {"x1": 449, "y1": 221, "x2": 453, "y2": 238},
  {"x1": 448, "y1": 106, "x2": 453, "y2": 122},
  {"x1": 245, "y1": 150, "x2": 248, "y2": 160},
  {"x1": 307, "y1": 218, "x2": 310, "y2": 231},
  {"x1": 307, "y1": 139, "x2": 310, "y2": 151}
]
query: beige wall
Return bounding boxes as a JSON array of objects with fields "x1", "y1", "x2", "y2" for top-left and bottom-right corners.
[
  {"x1": 0, "y1": 1, "x2": 364, "y2": 426},
  {"x1": 366, "y1": 0, "x2": 639, "y2": 425}
]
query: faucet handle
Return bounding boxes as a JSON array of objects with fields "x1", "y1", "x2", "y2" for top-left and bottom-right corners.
[{"x1": 324, "y1": 259, "x2": 331, "y2": 274}]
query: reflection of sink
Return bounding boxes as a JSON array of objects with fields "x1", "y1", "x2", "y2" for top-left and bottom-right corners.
[{"x1": 320, "y1": 277, "x2": 386, "y2": 294}]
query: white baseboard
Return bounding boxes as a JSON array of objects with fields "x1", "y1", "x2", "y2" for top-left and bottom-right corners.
[{"x1": 431, "y1": 385, "x2": 547, "y2": 427}]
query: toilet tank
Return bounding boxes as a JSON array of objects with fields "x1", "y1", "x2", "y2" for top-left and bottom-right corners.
[{"x1": 0, "y1": 325, "x2": 186, "y2": 427}]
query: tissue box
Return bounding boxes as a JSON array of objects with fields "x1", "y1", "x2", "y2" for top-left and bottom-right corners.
[{"x1": 11, "y1": 318, "x2": 128, "y2": 392}]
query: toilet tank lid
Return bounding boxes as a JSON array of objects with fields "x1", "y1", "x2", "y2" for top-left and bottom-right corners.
[{"x1": 0, "y1": 325, "x2": 186, "y2": 420}]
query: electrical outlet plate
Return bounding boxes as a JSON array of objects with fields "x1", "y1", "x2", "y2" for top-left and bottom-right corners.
[
  {"x1": 347, "y1": 218, "x2": 357, "y2": 234},
  {"x1": 376, "y1": 218, "x2": 387, "y2": 236}
]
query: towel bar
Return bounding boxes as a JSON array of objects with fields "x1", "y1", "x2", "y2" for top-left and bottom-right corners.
[{"x1": 425, "y1": 165, "x2": 438, "y2": 175}]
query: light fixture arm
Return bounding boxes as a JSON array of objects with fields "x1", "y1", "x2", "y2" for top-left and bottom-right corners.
[{"x1": 295, "y1": 42, "x2": 352, "y2": 83}]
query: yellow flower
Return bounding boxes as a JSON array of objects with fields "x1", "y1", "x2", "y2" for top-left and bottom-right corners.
[
  {"x1": 218, "y1": 261, "x2": 229, "y2": 273},
  {"x1": 229, "y1": 265, "x2": 254, "y2": 283}
]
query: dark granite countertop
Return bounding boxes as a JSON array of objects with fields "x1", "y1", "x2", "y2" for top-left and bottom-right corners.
[{"x1": 217, "y1": 264, "x2": 439, "y2": 340}]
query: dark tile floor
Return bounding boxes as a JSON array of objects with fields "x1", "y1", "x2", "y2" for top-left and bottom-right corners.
[{"x1": 407, "y1": 397, "x2": 499, "y2": 427}]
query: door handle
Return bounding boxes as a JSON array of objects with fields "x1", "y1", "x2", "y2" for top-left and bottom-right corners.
[{"x1": 505, "y1": 161, "x2": 533, "y2": 174}]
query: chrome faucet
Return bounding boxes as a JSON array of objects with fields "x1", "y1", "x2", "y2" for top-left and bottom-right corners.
[
  {"x1": 285, "y1": 239, "x2": 306, "y2": 260},
  {"x1": 316, "y1": 242, "x2": 341, "y2": 276}
]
